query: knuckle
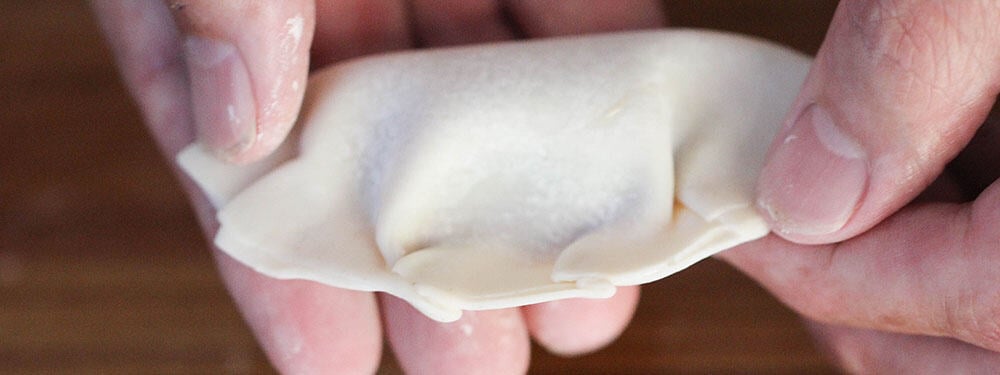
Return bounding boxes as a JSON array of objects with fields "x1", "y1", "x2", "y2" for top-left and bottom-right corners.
[
  {"x1": 844, "y1": 0, "x2": 994, "y2": 96},
  {"x1": 944, "y1": 289, "x2": 1000, "y2": 352},
  {"x1": 831, "y1": 0, "x2": 998, "y2": 167},
  {"x1": 976, "y1": 295, "x2": 1000, "y2": 351},
  {"x1": 854, "y1": 1, "x2": 948, "y2": 87}
]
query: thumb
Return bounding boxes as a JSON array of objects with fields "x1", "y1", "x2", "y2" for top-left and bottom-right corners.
[
  {"x1": 169, "y1": 1, "x2": 315, "y2": 163},
  {"x1": 757, "y1": 1, "x2": 1000, "y2": 243}
]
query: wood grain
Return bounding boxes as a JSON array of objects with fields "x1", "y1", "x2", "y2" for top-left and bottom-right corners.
[{"x1": 2, "y1": 1, "x2": 840, "y2": 373}]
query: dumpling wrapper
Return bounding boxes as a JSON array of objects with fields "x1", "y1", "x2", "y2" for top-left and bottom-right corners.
[{"x1": 178, "y1": 30, "x2": 810, "y2": 322}]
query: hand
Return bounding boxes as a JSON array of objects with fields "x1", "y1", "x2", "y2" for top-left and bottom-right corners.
[
  {"x1": 720, "y1": 1, "x2": 1000, "y2": 372},
  {"x1": 90, "y1": 1, "x2": 665, "y2": 373}
]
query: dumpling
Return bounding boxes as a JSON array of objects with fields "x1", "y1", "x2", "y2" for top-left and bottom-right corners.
[{"x1": 178, "y1": 30, "x2": 811, "y2": 322}]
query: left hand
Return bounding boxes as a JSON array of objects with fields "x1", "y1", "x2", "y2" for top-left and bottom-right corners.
[{"x1": 91, "y1": 1, "x2": 664, "y2": 373}]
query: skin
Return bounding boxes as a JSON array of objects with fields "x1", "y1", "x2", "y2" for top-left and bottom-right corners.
[
  {"x1": 90, "y1": 0, "x2": 1000, "y2": 372},
  {"x1": 721, "y1": 1, "x2": 1000, "y2": 372},
  {"x1": 90, "y1": 1, "x2": 659, "y2": 373}
]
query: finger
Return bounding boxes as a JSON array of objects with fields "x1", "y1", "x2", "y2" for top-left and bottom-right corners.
[
  {"x1": 409, "y1": 0, "x2": 517, "y2": 46},
  {"x1": 94, "y1": 3, "x2": 381, "y2": 372},
  {"x1": 808, "y1": 321, "x2": 1000, "y2": 373},
  {"x1": 311, "y1": 0, "x2": 411, "y2": 66},
  {"x1": 379, "y1": 295, "x2": 530, "y2": 374},
  {"x1": 215, "y1": 252, "x2": 383, "y2": 374},
  {"x1": 506, "y1": 0, "x2": 666, "y2": 37},
  {"x1": 165, "y1": 0, "x2": 315, "y2": 163},
  {"x1": 719, "y1": 180, "x2": 1000, "y2": 352},
  {"x1": 89, "y1": 0, "x2": 193, "y2": 156},
  {"x1": 755, "y1": 1, "x2": 1000, "y2": 243},
  {"x1": 521, "y1": 286, "x2": 640, "y2": 356}
]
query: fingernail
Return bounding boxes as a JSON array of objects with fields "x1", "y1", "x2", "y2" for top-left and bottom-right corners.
[
  {"x1": 757, "y1": 104, "x2": 868, "y2": 237},
  {"x1": 184, "y1": 36, "x2": 257, "y2": 160}
]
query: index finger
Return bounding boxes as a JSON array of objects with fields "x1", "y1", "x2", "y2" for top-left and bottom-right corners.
[{"x1": 719, "y1": 179, "x2": 1000, "y2": 352}]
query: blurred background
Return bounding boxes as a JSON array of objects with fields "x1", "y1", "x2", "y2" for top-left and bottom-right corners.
[{"x1": 2, "y1": 1, "x2": 841, "y2": 373}]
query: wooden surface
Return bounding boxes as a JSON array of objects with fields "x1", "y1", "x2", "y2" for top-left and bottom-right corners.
[{"x1": 2, "y1": 1, "x2": 841, "y2": 373}]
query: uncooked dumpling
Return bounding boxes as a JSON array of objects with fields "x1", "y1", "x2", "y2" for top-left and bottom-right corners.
[{"x1": 178, "y1": 30, "x2": 810, "y2": 322}]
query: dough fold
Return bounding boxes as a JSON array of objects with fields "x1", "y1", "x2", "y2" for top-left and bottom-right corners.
[{"x1": 178, "y1": 30, "x2": 810, "y2": 322}]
